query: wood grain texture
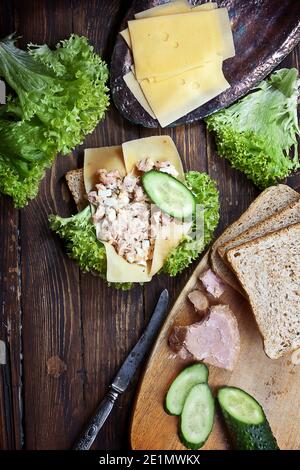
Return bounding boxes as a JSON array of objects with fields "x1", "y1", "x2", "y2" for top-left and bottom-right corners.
[
  {"x1": 131, "y1": 253, "x2": 300, "y2": 450},
  {"x1": 0, "y1": 0, "x2": 299, "y2": 450},
  {"x1": 0, "y1": 1, "x2": 23, "y2": 451}
]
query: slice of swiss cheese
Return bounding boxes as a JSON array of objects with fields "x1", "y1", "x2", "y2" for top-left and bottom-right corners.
[
  {"x1": 150, "y1": 220, "x2": 192, "y2": 275},
  {"x1": 140, "y1": 59, "x2": 230, "y2": 127},
  {"x1": 135, "y1": 0, "x2": 194, "y2": 19},
  {"x1": 128, "y1": 8, "x2": 235, "y2": 81},
  {"x1": 120, "y1": 1, "x2": 217, "y2": 49},
  {"x1": 84, "y1": 146, "x2": 126, "y2": 194},
  {"x1": 123, "y1": 71, "x2": 156, "y2": 119},
  {"x1": 102, "y1": 241, "x2": 152, "y2": 283},
  {"x1": 85, "y1": 151, "x2": 152, "y2": 284},
  {"x1": 122, "y1": 135, "x2": 184, "y2": 179}
]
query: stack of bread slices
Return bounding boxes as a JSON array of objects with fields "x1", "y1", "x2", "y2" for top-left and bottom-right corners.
[{"x1": 210, "y1": 184, "x2": 300, "y2": 360}]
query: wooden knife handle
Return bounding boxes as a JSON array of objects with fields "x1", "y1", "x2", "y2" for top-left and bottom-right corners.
[{"x1": 73, "y1": 387, "x2": 120, "y2": 450}]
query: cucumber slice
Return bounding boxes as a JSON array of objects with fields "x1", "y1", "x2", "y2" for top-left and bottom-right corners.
[
  {"x1": 180, "y1": 383, "x2": 215, "y2": 449},
  {"x1": 165, "y1": 363, "x2": 209, "y2": 415},
  {"x1": 218, "y1": 387, "x2": 279, "y2": 450},
  {"x1": 142, "y1": 170, "x2": 196, "y2": 219}
]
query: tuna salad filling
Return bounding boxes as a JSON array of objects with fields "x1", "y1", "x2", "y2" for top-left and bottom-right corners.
[{"x1": 87, "y1": 158, "x2": 181, "y2": 267}]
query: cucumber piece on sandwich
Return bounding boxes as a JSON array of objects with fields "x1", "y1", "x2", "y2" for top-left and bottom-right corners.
[
  {"x1": 142, "y1": 170, "x2": 196, "y2": 219},
  {"x1": 180, "y1": 383, "x2": 215, "y2": 449},
  {"x1": 217, "y1": 386, "x2": 279, "y2": 450},
  {"x1": 165, "y1": 363, "x2": 209, "y2": 415}
]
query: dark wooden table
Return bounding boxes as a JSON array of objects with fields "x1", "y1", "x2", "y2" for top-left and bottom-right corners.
[{"x1": 0, "y1": 0, "x2": 299, "y2": 451}]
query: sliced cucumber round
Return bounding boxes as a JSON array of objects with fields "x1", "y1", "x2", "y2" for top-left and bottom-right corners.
[
  {"x1": 180, "y1": 383, "x2": 215, "y2": 450},
  {"x1": 165, "y1": 363, "x2": 209, "y2": 416},
  {"x1": 217, "y1": 387, "x2": 279, "y2": 450},
  {"x1": 142, "y1": 170, "x2": 196, "y2": 219}
]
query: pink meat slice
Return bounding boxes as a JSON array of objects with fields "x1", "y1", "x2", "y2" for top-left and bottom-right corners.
[
  {"x1": 200, "y1": 269, "x2": 226, "y2": 298},
  {"x1": 188, "y1": 290, "x2": 209, "y2": 315},
  {"x1": 169, "y1": 305, "x2": 240, "y2": 371}
]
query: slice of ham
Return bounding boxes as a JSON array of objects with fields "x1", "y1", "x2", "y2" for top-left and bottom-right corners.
[
  {"x1": 200, "y1": 269, "x2": 226, "y2": 299},
  {"x1": 169, "y1": 305, "x2": 240, "y2": 371},
  {"x1": 188, "y1": 290, "x2": 209, "y2": 315}
]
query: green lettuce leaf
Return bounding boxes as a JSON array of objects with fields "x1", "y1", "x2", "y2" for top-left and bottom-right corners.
[
  {"x1": 162, "y1": 171, "x2": 220, "y2": 276},
  {"x1": 0, "y1": 119, "x2": 57, "y2": 206},
  {"x1": 0, "y1": 33, "x2": 109, "y2": 206},
  {"x1": 205, "y1": 68, "x2": 300, "y2": 188},
  {"x1": 0, "y1": 34, "x2": 109, "y2": 154}
]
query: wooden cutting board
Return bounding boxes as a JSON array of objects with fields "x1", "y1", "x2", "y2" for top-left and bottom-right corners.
[{"x1": 130, "y1": 253, "x2": 300, "y2": 450}]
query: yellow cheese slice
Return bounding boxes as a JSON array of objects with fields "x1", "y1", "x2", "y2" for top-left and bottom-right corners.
[
  {"x1": 135, "y1": 0, "x2": 216, "y2": 19},
  {"x1": 122, "y1": 135, "x2": 184, "y2": 179},
  {"x1": 150, "y1": 220, "x2": 192, "y2": 275},
  {"x1": 102, "y1": 241, "x2": 152, "y2": 283},
  {"x1": 140, "y1": 59, "x2": 230, "y2": 127},
  {"x1": 120, "y1": 1, "x2": 217, "y2": 49},
  {"x1": 123, "y1": 71, "x2": 156, "y2": 119},
  {"x1": 92, "y1": 202, "x2": 152, "y2": 284},
  {"x1": 129, "y1": 8, "x2": 235, "y2": 81},
  {"x1": 84, "y1": 146, "x2": 126, "y2": 194},
  {"x1": 120, "y1": 28, "x2": 131, "y2": 48}
]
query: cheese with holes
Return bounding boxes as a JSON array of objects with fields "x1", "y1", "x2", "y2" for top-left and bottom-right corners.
[
  {"x1": 123, "y1": 71, "x2": 156, "y2": 118},
  {"x1": 140, "y1": 59, "x2": 230, "y2": 127},
  {"x1": 150, "y1": 221, "x2": 192, "y2": 275},
  {"x1": 102, "y1": 241, "x2": 152, "y2": 283},
  {"x1": 128, "y1": 8, "x2": 235, "y2": 81},
  {"x1": 120, "y1": 1, "x2": 217, "y2": 49},
  {"x1": 84, "y1": 146, "x2": 126, "y2": 193},
  {"x1": 122, "y1": 136, "x2": 184, "y2": 179}
]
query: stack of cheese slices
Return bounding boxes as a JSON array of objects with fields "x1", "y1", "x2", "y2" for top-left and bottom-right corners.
[
  {"x1": 120, "y1": 0, "x2": 235, "y2": 127},
  {"x1": 210, "y1": 184, "x2": 300, "y2": 360}
]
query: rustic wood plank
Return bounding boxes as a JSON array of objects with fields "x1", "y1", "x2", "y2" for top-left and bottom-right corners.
[
  {"x1": 13, "y1": 0, "x2": 85, "y2": 449},
  {"x1": 0, "y1": 0, "x2": 299, "y2": 450},
  {"x1": 0, "y1": 1, "x2": 24, "y2": 451},
  {"x1": 71, "y1": 0, "x2": 145, "y2": 450}
]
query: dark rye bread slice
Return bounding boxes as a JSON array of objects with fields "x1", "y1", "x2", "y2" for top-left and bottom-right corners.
[
  {"x1": 210, "y1": 185, "x2": 300, "y2": 294},
  {"x1": 218, "y1": 198, "x2": 300, "y2": 260},
  {"x1": 226, "y1": 222, "x2": 300, "y2": 359},
  {"x1": 65, "y1": 168, "x2": 87, "y2": 211}
]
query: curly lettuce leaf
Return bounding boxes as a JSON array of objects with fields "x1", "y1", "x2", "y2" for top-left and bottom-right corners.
[
  {"x1": 205, "y1": 68, "x2": 300, "y2": 188},
  {"x1": 49, "y1": 206, "x2": 132, "y2": 291},
  {"x1": 0, "y1": 33, "x2": 109, "y2": 206},
  {"x1": 0, "y1": 119, "x2": 57, "y2": 206},
  {"x1": 0, "y1": 34, "x2": 109, "y2": 154},
  {"x1": 162, "y1": 171, "x2": 220, "y2": 276}
]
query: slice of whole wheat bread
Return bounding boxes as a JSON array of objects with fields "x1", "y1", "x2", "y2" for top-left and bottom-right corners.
[
  {"x1": 226, "y1": 222, "x2": 300, "y2": 359},
  {"x1": 210, "y1": 185, "x2": 299, "y2": 293},
  {"x1": 65, "y1": 168, "x2": 86, "y2": 211},
  {"x1": 218, "y1": 198, "x2": 300, "y2": 260}
]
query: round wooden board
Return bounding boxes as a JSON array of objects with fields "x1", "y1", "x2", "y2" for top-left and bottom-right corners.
[{"x1": 130, "y1": 252, "x2": 300, "y2": 450}]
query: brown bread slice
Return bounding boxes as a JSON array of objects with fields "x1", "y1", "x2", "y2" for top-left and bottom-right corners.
[
  {"x1": 218, "y1": 198, "x2": 300, "y2": 259},
  {"x1": 210, "y1": 185, "x2": 299, "y2": 293},
  {"x1": 226, "y1": 222, "x2": 300, "y2": 359},
  {"x1": 65, "y1": 168, "x2": 87, "y2": 211}
]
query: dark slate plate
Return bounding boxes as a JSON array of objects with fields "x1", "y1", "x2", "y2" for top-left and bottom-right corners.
[{"x1": 110, "y1": 0, "x2": 300, "y2": 128}]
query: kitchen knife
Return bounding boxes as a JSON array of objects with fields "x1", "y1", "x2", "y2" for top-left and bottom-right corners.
[{"x1": 73, "y1": 289, "x2": 169, "y2": 450}]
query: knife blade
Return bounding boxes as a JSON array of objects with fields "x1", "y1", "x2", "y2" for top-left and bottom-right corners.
[{"x1": 73, "y1": 289, "x2": 169, "y2": 450}]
